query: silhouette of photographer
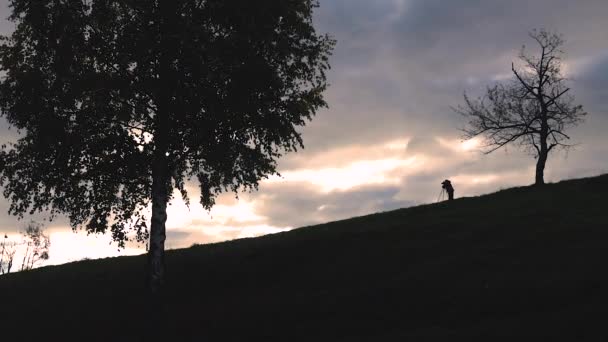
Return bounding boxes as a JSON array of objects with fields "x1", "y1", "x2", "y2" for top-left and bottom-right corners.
[{"x1": 441, "y1": 179, "x2": 454, "y2": 201}]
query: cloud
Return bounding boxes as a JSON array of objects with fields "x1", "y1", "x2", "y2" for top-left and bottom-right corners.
[
  {"x1": 574, "y1": 52, "x2": 608, "y2": 114},
  {"x1": 252, "y1": 181, "x2": 415, "y2": 228}
]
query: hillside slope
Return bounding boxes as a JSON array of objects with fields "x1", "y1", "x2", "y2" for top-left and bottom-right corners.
[{"x1": 1, "y1": 174, "x2": 608, "y2": 341}]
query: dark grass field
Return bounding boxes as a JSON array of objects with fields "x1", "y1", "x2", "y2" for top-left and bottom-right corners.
[{"x1": 1, "y1": 174, "x2": 608, "y2": 341}]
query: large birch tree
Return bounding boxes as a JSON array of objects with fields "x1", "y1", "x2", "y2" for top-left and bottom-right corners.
[{"x1": 0, "y1": 0, "x2": 334, "y2": 293}]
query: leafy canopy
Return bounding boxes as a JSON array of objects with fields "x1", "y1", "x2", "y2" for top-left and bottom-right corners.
[{"x1": 0, "y1": 0, "x2": 335, "y2": 246}]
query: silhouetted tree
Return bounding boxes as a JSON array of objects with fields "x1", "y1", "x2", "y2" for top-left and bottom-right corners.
[
  {"x1": 1, "y1": 223, "x2": 49, "y2": 274},
  {"x1": 454, "y1": 29, "x2": 586, "y2": 185},
  {"x1": 0, "y1": 0, "x2": 334, "y2": 293},
  {"x1": 19, "y1": 222, "x2": 50, "y2": 271},
  {"x1": 0, "y1": 234, "x2": 18, "y2": 274}
]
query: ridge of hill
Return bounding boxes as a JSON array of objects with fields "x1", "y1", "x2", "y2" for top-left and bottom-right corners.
[{"x1": 1, "y1": 174, "x2": 608, "y2": 341}]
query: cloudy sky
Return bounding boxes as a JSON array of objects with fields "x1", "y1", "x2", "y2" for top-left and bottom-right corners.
[{"x1": 1, "y1": 0, "x2": 607, "y2": 266}]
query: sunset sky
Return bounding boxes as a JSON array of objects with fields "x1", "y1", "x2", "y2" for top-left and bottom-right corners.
[{"x1": 1, "y1": 0, "x2": 607, "y2": 266}]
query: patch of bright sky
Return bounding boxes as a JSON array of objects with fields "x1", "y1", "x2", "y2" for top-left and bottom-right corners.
[
  {"x1": 267, "y1": 156, "x2": 421, "y2": 193},
  {"x1": 165, "y1": 194, "x2": 266, "y2": 229},
  {"x1": 451, "y1": 168, "x2": 533, "y2": 191},
  {"x1": 562, "y1": 51, "x2": 608, "y2": 78},
  {"x1": 46, "y1": 231, "x2": 143, "y2": 266},
  {"x1": 264, "y1": 137, "x2": 419, "y2": 193},
  {"x1": 436, "y1": 136, "x2": 482, "y2": 153}
]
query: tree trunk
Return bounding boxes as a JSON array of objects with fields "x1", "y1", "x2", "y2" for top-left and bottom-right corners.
[
  {"x1": 535, "y1": 148, "x2": 547, "y2": 186},
  {"x1": 146, "y1": 0, "x2": 175, "y2": 295},
  {"x1": 147, "y1": 88, "x2": 170, "y2": 294},
  {"x1": 148, "y1": 159, "x2": 169, "y2": 294},
  {"x1": 145, "y1": 165, "x2": 169, "y2": 340},
  {"x1": 7, "y1": 256, "x2": 12, "y2": 274},
  {"x1": 536, "y1": 110, "x2": 549, "y2": 186}
]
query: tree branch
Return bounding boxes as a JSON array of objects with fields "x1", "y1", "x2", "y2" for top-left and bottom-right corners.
[
  {"x1": 512, "y1": 63, "x2": 536, "y2": 98},
  {"x1": 544, "y1": 87, "x2": 570, "y2": 107}
]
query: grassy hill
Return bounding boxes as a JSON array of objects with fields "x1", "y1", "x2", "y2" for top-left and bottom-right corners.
[{"x1": 1, "y1": 174, "x2": 608, "y2": 341}]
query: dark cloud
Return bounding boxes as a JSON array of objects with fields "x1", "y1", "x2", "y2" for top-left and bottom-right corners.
[
  {"x1": 252, "y1": 182, "x2": 415, "y2": 228},
  {"x1": 166, "y1": 229, "x2": 192, "y2": 243},
  {"x1": 575, "y1": 53, "x2": 608, "y2": 115},
  {"x1": 580, "y1": 54, "x2": 608, "y2": 88},
  {"x1": 0, "y1": 198, "x2": 71, "y2": 234}
]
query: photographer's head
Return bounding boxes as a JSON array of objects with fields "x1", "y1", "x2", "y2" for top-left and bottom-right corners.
[{"x1": 441, "y1": 179, "x2": 451, "y2": 189}]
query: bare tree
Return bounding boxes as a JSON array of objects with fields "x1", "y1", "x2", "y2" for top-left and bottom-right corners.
[
  {"x1": 454, "y1": 29, "x2": 587, "y2": 185},
  {"x1": 0, "y1": 234, "x2": 18, "y2": 274},
  {"x1": 19, "y1": 223, "x2": 50, "y2": 271},
  {"x1": 1, "y1": 223, "x2": 50, "y2": 274}
]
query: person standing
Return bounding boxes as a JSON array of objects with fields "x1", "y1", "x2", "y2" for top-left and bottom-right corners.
[{"x1": 441, "y1": 180, "x2": 455, "y2": 201}]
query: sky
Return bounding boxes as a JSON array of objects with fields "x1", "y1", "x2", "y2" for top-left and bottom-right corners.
[{"x1": 1, "y1": 0, "x2": 607, "y2": 267}]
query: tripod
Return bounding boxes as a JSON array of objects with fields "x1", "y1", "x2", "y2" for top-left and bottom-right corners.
[{"x1": 436, "y1": 188, "x2": 446, "y2": 202}]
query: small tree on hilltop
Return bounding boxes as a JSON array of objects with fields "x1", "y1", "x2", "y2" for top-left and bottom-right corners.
[
  {"x1": 0, "y1": 0, "x2": 334, "y2": 293},
  {"x1": 454, "y1": 29, "x2": 586, "y2": 185},
  {"x1": 0, "y1": 234, "x2": 18, "y2": 274},
  {"x1": 1, "y1": 223, "x2": 50, "y2": 274},
  {"x1": 19, "y1": 222, "x2": 51, "y2": 271}
]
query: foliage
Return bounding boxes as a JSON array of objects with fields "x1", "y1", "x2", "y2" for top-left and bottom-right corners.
[{"x1": 0, "y1": 0, "x2": 334, "y2": 251}]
